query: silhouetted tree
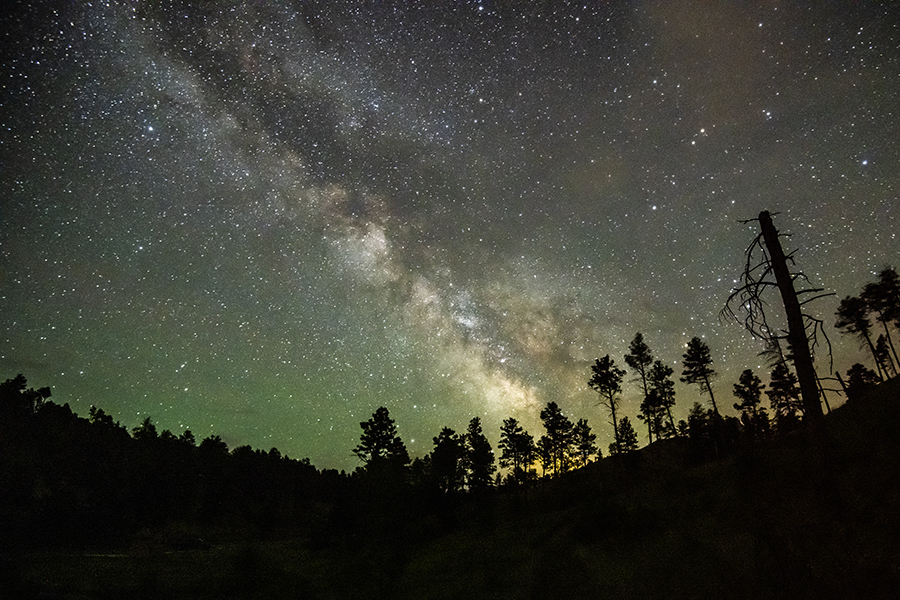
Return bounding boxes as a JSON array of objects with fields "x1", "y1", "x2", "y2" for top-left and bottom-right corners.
[
  {"x1": 681, "y1": 337, "x2": 719, "y2": 416},
  {"x1": 845, "y1": 363, "x2": 880, "y2": 401},
  {"x1": 132, "y1": 416, "x2": 158, "y2": 441},
  {"x1": 199, "y1": 434, "x2": 229, "y2": 457},
  {"x1": 0, "y1": 374, "x2": 51, "y2": 421},
  {"x1": 353, "y1": 406, "x2": 411, "y2": 471},
  {"x1": 878, "y1": 266, "x2": 900, "y2": 321},
  {"x1": 179, "y1": 429, "x2": 196, "y2": 447},
  {"x1": 571, "y1": 418, "x2": 599, "y2": 467},
  {"x1": 649, "y1": 360, "x2": 678, "y2": 436},
  {"x1": 733, "y1": 369, "x2": 765, "y2": 413},
  {"x1": 687, "y1": 402, "x2": 708, "y2": 440},
  {"x1": 722, "y1": 211, "x2": 830, "y2": 436},
  {"x1": 463, "y1": 417, "x2": 495, "y2": 492},
  {"x1": 625, "y1": 333, "x2": 654, "y2": 392},
  {"x1": 88, "y1": 405, "x2": 124, "y2": 432},
  {"x1": 767, "y1": 361, "x2": 803, "y2": 431},
  {"x1": 539, "y1": 401, "x2": 574, "y2": 475},
  {"x1": 430, "y1": 427, "x2": 465, "y2": 495},
  {"x1": 498, "y1": 417, "x2": 535, "y2": 487},
  {"x1": 733, "y1": 369, "x2": 769, "y2": 440},
  {"x1": 615, "y1": 416, "x2": 639, "y2": 454},
  {"x1": 836, "y1": 295, "x2": 884, "y2": 380},
  {"x1": 637, "y1": 391, "x2": 666, "y2": 444},
  {"x1": 862, "y1": 267, "x2": 900, "y2": 368},
  {"x1": 588, "y1": 355, "x2": 626, "y2": 452},
  {"x1": 626, "y1": 333, "x2": 655, "y2": 443}
]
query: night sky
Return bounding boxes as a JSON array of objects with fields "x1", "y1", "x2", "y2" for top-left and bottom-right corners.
[{"x1": 2, "y1": 1, "x2": 897, "y2": 470}]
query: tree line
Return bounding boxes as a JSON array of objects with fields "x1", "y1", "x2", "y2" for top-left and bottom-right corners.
[
  {"x1": 835, "y1": 266, "x2": 900, "y2": 394},
  {"x1": 2, "y1": 265, "x2": 896, "y2": 550}
]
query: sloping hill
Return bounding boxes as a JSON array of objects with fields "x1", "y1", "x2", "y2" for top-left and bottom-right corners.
[
  {"x1": 7, "y1": 379, "x2": 899, "y2": 599},
  {"x1": 393, "y1": 378, "x2": 900, "y2": 599}
]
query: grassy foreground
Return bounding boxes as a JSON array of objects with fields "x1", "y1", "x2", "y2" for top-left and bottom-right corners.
[{"x1": 5, "y1": 378, "x2": 900, "y2": 599}]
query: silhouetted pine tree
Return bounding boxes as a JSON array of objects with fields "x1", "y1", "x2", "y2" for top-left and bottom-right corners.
[
  {"x1": 836, "y1": 295, "x2": 884, "y2": 380},
  {"x1": 637, "y1": 391, "x2": 666, "y2": 444},
  {"x1": 615, "y1": 417, "x2": 639, "y2": 454},
  {"x1": 589, "y1": 355, "x2": 626, "y2": 452},
  {"x1": 498, "y1": 418, "x2": 535, "y2": 487},
  {"x1": 353, "y1": 407, "x2": 411, "y2": 471},
  {"x1": 649, "y1": 360, "x2": 678, "y2": 436},
  {"x1": 571, "y1": 418, "x2": 599, "y2": 467},
  {"x1": 681, "y1": 337, "x2": 719, "y2": 416},
  {"x1": 463, "y1": 417, "x2": 495, "y2": 492},
  {"x1": 862, "y1": 267, "x2": 900, "y2": 369},
  {"x1": 539, "y1": 402, "x2": 574, "y2": 475},
  {"x1": 430, "y1": 427, "x2": 465, "y2": 495},
  {"x1": 767, "y1": 362, "x2": 803, "y2": 432},
  {"x1": 733, "y1": 369, "x2": 769, "y2": 440},
  {"x1": 845, "y1": 363, "x2": 880, "y2": 401}
]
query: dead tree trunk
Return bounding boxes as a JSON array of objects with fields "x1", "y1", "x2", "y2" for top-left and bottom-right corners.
[{"x1": 758, "y1": 211, "x2": 825, "y2": 432}]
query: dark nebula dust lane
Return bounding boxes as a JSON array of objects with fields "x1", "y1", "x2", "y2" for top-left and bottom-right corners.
[{"x1": 2, "y1": 1, "x2": 897, "y2": 469}]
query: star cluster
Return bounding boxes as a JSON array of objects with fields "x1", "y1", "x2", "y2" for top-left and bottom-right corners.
[{"x1": 2, "y1": 1, "x2": 897, "y2": 469}]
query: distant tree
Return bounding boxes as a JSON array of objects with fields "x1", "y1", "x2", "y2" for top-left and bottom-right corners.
[
  {"x1": 862, "y1": 267, "x2": 900, "y2": 368},
  {"x1": 637, "y1": 391, "x2": 666, "y2": 444},
  {"x1": 352, "y1": 406, "x2": 410, "y2": 470},
  {"x1": 733, "y1": 369, "x2": 765, "y2": 414},
  {"x1": 686, "y1": 402, "x2": 709, "y2": 442},
  {"x1": 88, "y1": 405, "x2": 123, "y2": 431},
  {"x1": 199, "y1": 434, "x2": 229, "y2": 457},
  {"x1": 845, "y1": 363, "x2": 880, "y2": 401},
  {"x1": 539, "y1": 401, "x2": 574, "y2": 475},
  {"x1": 766, "y1": 362, "x2": 803, "y2": 431},
  {"x1": 132, "y1": 416, "x2": 158, "y2": 441},
  {"x1": 649, "y1": 360, "x2": 678, "y2": 436},
  {"x1": 571, "y1": 418, "x2": 599, "y2": 467},
  {"x1": 681, "y1": 337, "x2": 720, "y2": 416},
  {"x1": 588, "y1": 355, "x2": 626, "y2": 451},
  {"x1": 463, "y1": 417, "x2": 495, "y2": 492},
  {"x1": 733, "y1": 369, "x2": 769, "y2": 440},
  {"x1": 626, "y1": 333, "x2": 655, "y2": 443},
  {"x1": 836, "y1": 295, "x2": 884, "y2": 380},
  {"x1": 877, "y1": 266, "x2": 900, "y2": 321},
  {"x1": 0, "y1": 374, "x2": 51, "y2": 421},
  {"x1": 179, "y1": 429, "x2": 197, "y2": 447},
  {"x1": 684, "y1": 401, "x2": 741, "y2": 459},
  {"x1": 498, "y1": 417, "x2": 535, "y2": 487},
  {"x1": 625, "y1": 333, "x2": 654, "y2": 392},
  {"x1": 430, "y1": 427, "x2": 465, "y2": 495},
  {"x1": 615, "y1": 416, "x2": 639, "y2": 454}
]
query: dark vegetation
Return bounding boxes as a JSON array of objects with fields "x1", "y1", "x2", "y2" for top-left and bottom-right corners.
[{"x1": 2, "y1": 262, "x2": 899, "y2": 599}]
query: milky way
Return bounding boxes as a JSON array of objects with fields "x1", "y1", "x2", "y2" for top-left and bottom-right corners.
[{"x1": 2, "y1": 1, "x2": 898, "y2": 469}]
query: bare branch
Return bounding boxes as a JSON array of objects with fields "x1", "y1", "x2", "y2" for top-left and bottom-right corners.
[{"x1": 799, "y1": 292, "x2": 836, "y2": 306}]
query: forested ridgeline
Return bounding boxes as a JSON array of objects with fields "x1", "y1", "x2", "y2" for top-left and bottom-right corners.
[
  {"x1": 1, "y1": 265, "x2": 898, "y2": 556},
  {"x1": 3, "y1": 374, "x2": 900, "y2": 599},
  {"x1": 0, "y1": 374, "x2": 346, "y2": 551}
]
